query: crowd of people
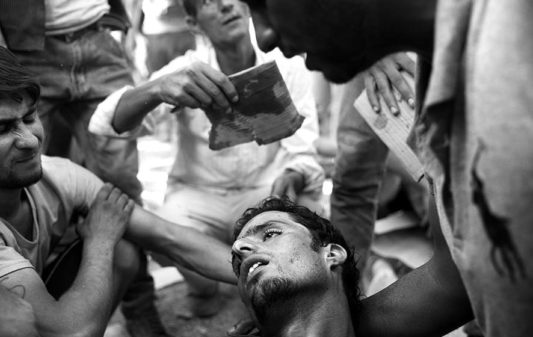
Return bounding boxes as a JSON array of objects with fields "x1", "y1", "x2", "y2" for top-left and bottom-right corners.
[{"x1": 1, "y1": 0, "x2": 532, "y2": 336}]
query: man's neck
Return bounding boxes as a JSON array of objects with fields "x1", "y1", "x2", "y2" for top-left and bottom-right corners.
[
  {"x1": 0, "y1": 187, "x2": 34, "y2": 239},
  {"x1": 365, "y1": 0, "x2": 437, "y2": 61},
  {"x1": 259, "y1": 290, "x2": 356, "y2": 337},
  {"x1": 0, "y1": 188, "x2": 25, "y2": 220},
  {"x1": 213, "y1": 37, "x2": 256, "y2": 76}
]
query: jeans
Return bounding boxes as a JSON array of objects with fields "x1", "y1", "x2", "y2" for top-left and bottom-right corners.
[
  {"x1": 330, "y1": 83, "x2": 389, "y2": 267},
  {"x1": 14, "y1": 28, "x2": 142, "y2": 200}
]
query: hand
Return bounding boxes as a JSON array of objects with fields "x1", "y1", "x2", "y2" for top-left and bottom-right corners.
[
  {"x1": 227, "y1": 318, "x2": 260, "y2": 337},
  {"x1": 77, "y1": 183, "x2": 134, "y2": 247},
  {"x1": 0, "y1": 286, "x2": 40, "y2": 337},
  {"x1": 155, "y1": 61, "x2": 239, "y2": 111},
  {"x1": 271, "y1": 170, "x2": 305, "y2": 201},
  {"x1": 364, "y1": 53, "x2": 416, "y2": 115}
]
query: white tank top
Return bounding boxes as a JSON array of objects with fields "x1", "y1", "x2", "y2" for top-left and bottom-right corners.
[{"x1": 45, "y1": 0, "x2": 110, "y2": 35}]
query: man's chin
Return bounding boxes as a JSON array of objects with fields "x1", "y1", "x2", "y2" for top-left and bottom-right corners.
[
  {"x1": 322, "y1": 70, "x2": 359, "y2": 84},
  {"x1": 249, "y1": 278, "x2": 298, "y2": 319},
  {"x1": 1, "y1": 168, "x2": 43, "y2": 189}
]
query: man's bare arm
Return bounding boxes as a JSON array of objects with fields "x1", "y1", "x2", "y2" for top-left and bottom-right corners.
[
  {"x1": 356, "y1": 195, "x2": 474, "y2": 337},
  {"x1": 125, "y1": 206, "x2": 237, "y2": 284},
  {"x1": 0, "y1": 185, "x2": 133, "y2": 337},
  {"x1": 112, "y1": 61, "x2": 238, "y2": 133},
  {"x1": 0, "y1": 285, "x2": 40, "y2": 337}
]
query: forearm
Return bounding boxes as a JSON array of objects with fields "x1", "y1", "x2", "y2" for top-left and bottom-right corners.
[
  {"x1": 357, "y1": 257, "x2": 473, "y2": 337},
  {"x1": 126, "y1": 208, "x2": 236, "y2": 284},
  {"x1": 356, "y1": 197, "x2": 473, "y2": 336},
  {"x1": 34, "y1": 242, "x2": 116, "y2": 337},
  {"x1": 112, "y1": 80, "x2": 163, "y2": 133}
]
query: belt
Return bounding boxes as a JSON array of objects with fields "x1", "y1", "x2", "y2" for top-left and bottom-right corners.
[{"x1": 50, "y1": 20, "x2": 109, "y2": 43}]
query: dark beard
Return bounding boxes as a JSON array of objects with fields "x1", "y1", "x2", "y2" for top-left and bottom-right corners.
[
  {"x1": 0, "y1": 168, "x2": 42, "y2": 189},
  {"x1": 251, "y1": 277, "x2": 299, "y2": 322}
]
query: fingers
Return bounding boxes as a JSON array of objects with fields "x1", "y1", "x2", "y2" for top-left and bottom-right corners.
[
  {"x1": 271, "y1": 171, "x2": 303, "y2": 201},
  {"x1": 365, "y1": 53, "x2": 416, "y2": 115},
  {"x1": 380, "y1": 57, "x2": 415, "y2": 108},
  {"x1": 200, "y1": 64, "x2": 239, "y2": 106},
  {"x1": 270, "y1": 179, "x2": 287, "y2": 197},
  {"x1": 393, "y1": 52, "x2": 416, "y2": 76},
  {"x1": 95, "y1": 183, "x2": 132, "y2": 211},
  {"x1": 163, "y1": 62, "x2": 238, "y2": 110},
  {"x1": 364, "y1": 72, "x2": 381, "y2": 113},
  {"x1": 124, "y1": 199, "x2": 135, "y2": 216},
  {"x1": 370, "y1": 66, "x2": 400, "y2": 115},
  {"x1": 95, "y1": 182, "x2": 114, "y2": 200},
  {"x1": 285, "y1": 185, "x2": 297, "y2": 202}
]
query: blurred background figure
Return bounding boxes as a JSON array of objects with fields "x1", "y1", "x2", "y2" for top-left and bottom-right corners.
[{"x1": 141, "y1": 0, "x2": 196, "y2": 75}]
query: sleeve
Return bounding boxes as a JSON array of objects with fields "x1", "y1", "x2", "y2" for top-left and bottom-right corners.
[
  {"x1": 277, "y1": 55, "x2": 325, "y2": 193},
  {"x1": 88, "y1": 85, "x2": 156, "y2": 138},
  {"x1": 89, "y1": 51, "x2": 199, "y2": 138},
  {"x1": 42, "y1": 157, "x2": 104, "y2": 216},
  {"x1": 329, "y1": 79, "x2": 389, "y2": 261},
  {"x1": 0, "y1": 230, "x2": 34, "y2": 278}
]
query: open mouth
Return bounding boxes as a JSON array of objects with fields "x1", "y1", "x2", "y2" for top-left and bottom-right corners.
[
  {"x1": 246, "y1": 261, "x2": 268, "y2": 283},
  {"x1": 241, "y1": 258, "x2": 270, "y2": 283},
  {"x1": 248, "y1": 261, "x2": 265, "y2": 275}
]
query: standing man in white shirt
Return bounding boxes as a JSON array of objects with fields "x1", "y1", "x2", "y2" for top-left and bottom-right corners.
[{"x1": 90, "y1": 0, "x2": 324, "y2": 317}]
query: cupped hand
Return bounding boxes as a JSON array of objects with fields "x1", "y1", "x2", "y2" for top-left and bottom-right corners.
[
  {"x1": 77, "y1": 183, "x2": 134, "y2": 246},
  {"x1": 156, "y1": 61, "x2": 239, "y2": 111},
  {"x1": 271, "y1": 170, "x2": 305, "y2": 201}
]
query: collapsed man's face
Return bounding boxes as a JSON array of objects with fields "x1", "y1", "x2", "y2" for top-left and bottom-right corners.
[{"x1": 231, "y1": 211, "x2": 330, "y2": 321}]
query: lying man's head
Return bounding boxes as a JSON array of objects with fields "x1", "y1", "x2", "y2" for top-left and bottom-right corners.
[
  {"x1": 183, "y1": 0, "x2": 251, "y2": 47},
  {"x1": 231, "y1": 197, "x2": 361, "y2": 334},
  {"x1": 0, "y1": 47, "x2": 43, "y2": 189}
]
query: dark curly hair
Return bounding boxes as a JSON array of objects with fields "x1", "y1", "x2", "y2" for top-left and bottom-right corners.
[
  {"x1": 0, "y1": 47, "x2": 40, "y2": 104},
  {"x1": 234, "y1": 196, "x2": 362, "y2": 328}
]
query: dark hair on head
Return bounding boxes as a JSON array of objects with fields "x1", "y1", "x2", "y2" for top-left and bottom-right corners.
[
  {"x1": 182, "y1": 0, "x2": 197, "y2": 17},
  {"x1": 0, "y1": 47, "x2": 40, "y2": 104},
  {"x1": 234, "y1": 196, "x2": 362, "y2": 327}
]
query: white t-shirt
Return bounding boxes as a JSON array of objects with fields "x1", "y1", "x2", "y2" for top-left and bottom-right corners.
[{"x1": 0, "y1": 156, "x2": 102, "y2": 277}]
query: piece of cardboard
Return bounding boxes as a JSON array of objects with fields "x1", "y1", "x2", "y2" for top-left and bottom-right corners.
[
  {"x1": 206, "y1": 61, "x2": 304, "y2": 150},
  {"x1": 354, "y1": 81, "x2": 424, "y2": 182}
]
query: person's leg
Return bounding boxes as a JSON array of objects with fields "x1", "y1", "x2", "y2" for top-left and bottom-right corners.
[
  {"x1": 63, "y1": 98, "x2": 143, "y2": 201},
  {"x1": 156, "y1": 184, "x2": 232, "y2": 317},
  {"x1": 67, "y1": 30, "x2": 166, "y2": 337},
  {"x1": 115, "y1": 242, "x2": 170, "y2": 337},
  {"x1": 57, "y1": 28, "x2": 143, "y2": 201}
]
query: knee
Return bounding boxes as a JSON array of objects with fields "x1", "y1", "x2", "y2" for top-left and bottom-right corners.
[{"x1": 114, "y1": 240, "x2": 142, "y2": 282}]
